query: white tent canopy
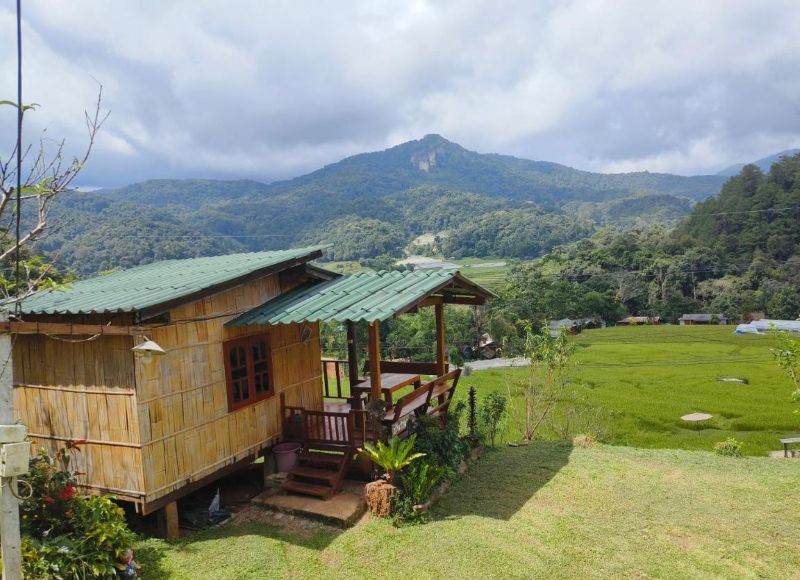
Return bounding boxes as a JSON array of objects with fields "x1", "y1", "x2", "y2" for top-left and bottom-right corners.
[{"x1": 735, "y1": 319, "x2": 800, "y2": 335}]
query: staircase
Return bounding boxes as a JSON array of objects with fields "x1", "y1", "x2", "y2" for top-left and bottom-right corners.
[{"x1": 283, "y1": 445, "x2": 352, "y2": 500}]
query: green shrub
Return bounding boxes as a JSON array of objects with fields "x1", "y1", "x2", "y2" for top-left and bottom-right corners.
[
  {"x1": 389, "y1": 491, "x2": 420, "y2": 524},
  {"x1": 481, "y1": 391, "x2": 508, "y2": 447},
  {"x1": 467, "y1": 386, "x2": 480, "y2": 444},
  {"x1": 412, "y1": 411, "x2": 467, "y2": 470},
  {"x1": 389, "y1": 408, "x2": 467, "y2": 524},
  {"x1": 399, "y1": 460, "x2": 451, "y2": 505},
  {"x1": 21, "y1": 445, "x2": 80, "y2": 538},
  {"x1": 20, "y1": 445, "x2": 136, "y2": 579},
  {"x1": 391, "y1": 460, "x2": 451, "y2": 524},
  {"x1": 359, "y1": 435, "x2": 426, "y2": 482},
  {"x1": 714, "y1": 438, "x2": 743, "y2": 457}
]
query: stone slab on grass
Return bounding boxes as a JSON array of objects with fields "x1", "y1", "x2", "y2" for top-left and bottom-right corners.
[
  {"x1": 252, "y1": 479, "x2": 366, "y2": 528},
  {"x1": 681, "y1": 412, "x2": 713, "y2": 422}
]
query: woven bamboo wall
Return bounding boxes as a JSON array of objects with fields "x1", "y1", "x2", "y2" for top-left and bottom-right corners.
[
  {"x1": 12, "y1": 334, "x2": 144, "y2": 502},
  {"x1": 136, "y1": 274, "x2": 323, "y2": 509}
]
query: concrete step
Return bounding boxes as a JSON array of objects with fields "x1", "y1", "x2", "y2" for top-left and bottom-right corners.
[{"x1": 252, "y1": 479, "x2": 367, "y2": 528}]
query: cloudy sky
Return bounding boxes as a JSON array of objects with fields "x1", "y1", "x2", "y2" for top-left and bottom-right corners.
[{"x1": 1, "y1": 0, "x2": 799, "y2": 187}]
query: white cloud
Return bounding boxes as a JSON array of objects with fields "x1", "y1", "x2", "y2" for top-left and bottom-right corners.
[{"x1": 0, "y1": 0, "x2": 799, "y2": 185}]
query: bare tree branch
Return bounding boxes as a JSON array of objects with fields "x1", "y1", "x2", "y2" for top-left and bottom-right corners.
[{"x1": 0, "y1": 85, "x2": 107, "y2": 301}]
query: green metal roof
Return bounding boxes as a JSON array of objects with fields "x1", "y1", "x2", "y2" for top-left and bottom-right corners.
[
  {"x1": 19, "y1": 246, "x2": 325, "y2": 315},
  {"x1": 227, "y1": 269, "x2": 494, "y2": 326}
]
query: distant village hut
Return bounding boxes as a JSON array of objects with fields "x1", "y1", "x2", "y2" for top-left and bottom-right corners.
[
  {"x1": 679, "y1": 313, "x2": 727, "y2": 325},
  {"x1": 616, "y1": 316, "x2": 662, "y2": 326},
  {"x1": 548, "y1": 318, "x2": 581, "y2": 337}
]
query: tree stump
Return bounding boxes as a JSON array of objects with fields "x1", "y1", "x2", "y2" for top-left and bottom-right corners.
[{"x1": 364, "y1": 480, "x2": 396, "y2": 517}]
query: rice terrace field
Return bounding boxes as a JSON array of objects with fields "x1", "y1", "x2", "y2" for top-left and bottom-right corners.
[{"x1": 462, "y1": 325, "x2": 798, "y2": 456}]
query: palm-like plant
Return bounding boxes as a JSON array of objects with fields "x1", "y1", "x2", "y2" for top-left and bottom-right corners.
[{"x1": 359, "y1": 434, "x2": 426, "y2": 482}]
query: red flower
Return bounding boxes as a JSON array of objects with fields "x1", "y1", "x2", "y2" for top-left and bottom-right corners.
[
  {"x1": 59, "y1": 485, "x2": 75, "y2": 500},
  {"x1": 44, "y1": 496, "x2": 54, "y2": 504}
]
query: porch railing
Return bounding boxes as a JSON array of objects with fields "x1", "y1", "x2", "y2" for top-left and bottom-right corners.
[
  {"x1": 322, "y1": 358, "x2": 451, "y2": 401},
  {"x1": 280, "y1": 392, "x2": 371, "y2": 449},
  {"x1": 321, "y1": 358, "x2": 351, "y2": 400}
]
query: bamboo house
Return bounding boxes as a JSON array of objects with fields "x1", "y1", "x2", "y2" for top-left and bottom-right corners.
[{"x1": 9, "y1": 246, "x2": 493, "y2": 528}]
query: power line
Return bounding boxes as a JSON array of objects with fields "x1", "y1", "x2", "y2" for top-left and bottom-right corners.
[{"x1": 703, "y1": 205, "x2": 800, "y2": 217}]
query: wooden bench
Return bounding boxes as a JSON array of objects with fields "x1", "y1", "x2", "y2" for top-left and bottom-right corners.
[
  {"x1": 780, "y1": 437, "x2": 800, "y2": 457},
  {"x1": 382, "y1": 381, "x2": 434, "y2": 425},
  {"x1": 363, "y1": 359, "x2": 448, "y2": 376},
  {"x1": 381, "y1": 369, "x2": 462, "y2": 437},
  {"x1": 425, "y1": 369, "x2": 461, "y2": 417}
]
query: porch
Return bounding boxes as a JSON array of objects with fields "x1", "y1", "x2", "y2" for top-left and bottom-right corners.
[{"x1": 225, "y1": 269, "x2": 494, "y2": 500}]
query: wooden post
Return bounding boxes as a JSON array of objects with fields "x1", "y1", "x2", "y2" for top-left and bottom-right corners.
[
  {"x1": 158, "y1": 501, "x2": 180, "y2": 539},
  {"x1": 367, "y1": 321, "x2": 382, "y2": 401},
  {"x1": 0, "y1": 309, "x2": 23, "y2": 580},
  {"x1": 435, "y1": 302, "x2": 447, "y2": 377},
  {"x1": 262, "y1": 448, "x2": 275, "y2": 486},
  {"x1": 346, "y1": 320, "x2": 359, "y2": 386},
  {"x1": 435, "y1": 302, "x2": 448, "y2": 406}
]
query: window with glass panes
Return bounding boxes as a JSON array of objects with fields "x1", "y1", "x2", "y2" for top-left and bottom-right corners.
[{"x1": 223, "y1": 334, "x2": 274, "y2": 410}]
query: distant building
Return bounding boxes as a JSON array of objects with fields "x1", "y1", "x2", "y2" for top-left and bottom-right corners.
[
  {"x1": 547, "y1": 317, "x2": 607, "y2": 337},
  {"x1": 574, "y1": 317, "x2": 606, "y2": 330},
  {"x1": 549, "y1": 318, "x2": 581, "y2": 337},
  {"x1": 616, "y1": 316, "x2": 662, "y2": 326},
  {"x1": 678, "y1": 313, "x2": 727, "y2": 325}
]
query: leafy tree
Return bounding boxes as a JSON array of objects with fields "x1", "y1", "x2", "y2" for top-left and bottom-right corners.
[
  {"x1": 480, "y1": 391, "x2": 508, "y2": 447},
  {"x1": 307, "y1": 216, "x2": 408, "y2": 261},
  {"x1": 766, "y1": 286, "x2": 800, "y2": 320},
  {"x1": 383, "y1": 306, "x2": 475, "y2": 362},
  {"x1": 512, "y1": 325, "x2": 576, "y2": 441},
  {"x1": 771, "y1": 332, "x2": 800, "y2": 406}
]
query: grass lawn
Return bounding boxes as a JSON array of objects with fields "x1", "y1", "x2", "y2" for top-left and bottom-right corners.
[
  {"x1": 459, "y1": 325, "x2": 798, "y2": 456},
  {"x1": 137, "y1": 443, "x2": 800, "y2": 579}
]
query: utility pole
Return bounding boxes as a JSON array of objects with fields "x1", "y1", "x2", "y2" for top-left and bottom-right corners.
[
  {"x1": 0, "y1": 2, "x2": 30, "y2": 577},
  {"x1": 0, "y1": 310, "x2": 27, "y2": 580}
]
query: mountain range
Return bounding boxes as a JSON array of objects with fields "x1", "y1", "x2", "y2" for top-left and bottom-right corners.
[
  {"x1": 35, "y1": 135, "x2": 786, "y2": 275},
  {"x1": 716, "y1": 148, "x2": 800, "y2": 177}
]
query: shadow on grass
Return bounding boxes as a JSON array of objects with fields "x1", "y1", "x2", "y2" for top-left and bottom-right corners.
[
  {"x1": 130, "y1": 461, "x2": 348, "y2": 575},
  {"x1": 135, "y1": 519, "x2": 342, "y2": 575},
  {"x1": 432, "y1": 440, "x2": 573, "y2": 521}
]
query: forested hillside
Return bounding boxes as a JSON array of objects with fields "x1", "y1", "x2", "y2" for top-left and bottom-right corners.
[
  {"x1": 486, "y1": 154, "x2": 800, "y2": 346},
  {"x1": 34, "y1": 135, "x2": 726, "y2": 274},
  {"x1": 716, "y1": 149, "x2": 800, "y2": 177}
]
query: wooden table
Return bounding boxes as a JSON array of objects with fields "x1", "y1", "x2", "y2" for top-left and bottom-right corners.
[
  {"x1": 351, "y1": 372, "x2": 421, "y2": 407},
  {"x1": 780, "y1": 437, "x2": 800, "y2": 457}
]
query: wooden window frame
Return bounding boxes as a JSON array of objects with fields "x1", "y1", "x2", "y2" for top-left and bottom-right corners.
[{"x1": 223, "y1": 333, "x2": 275, "y2": 412}]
